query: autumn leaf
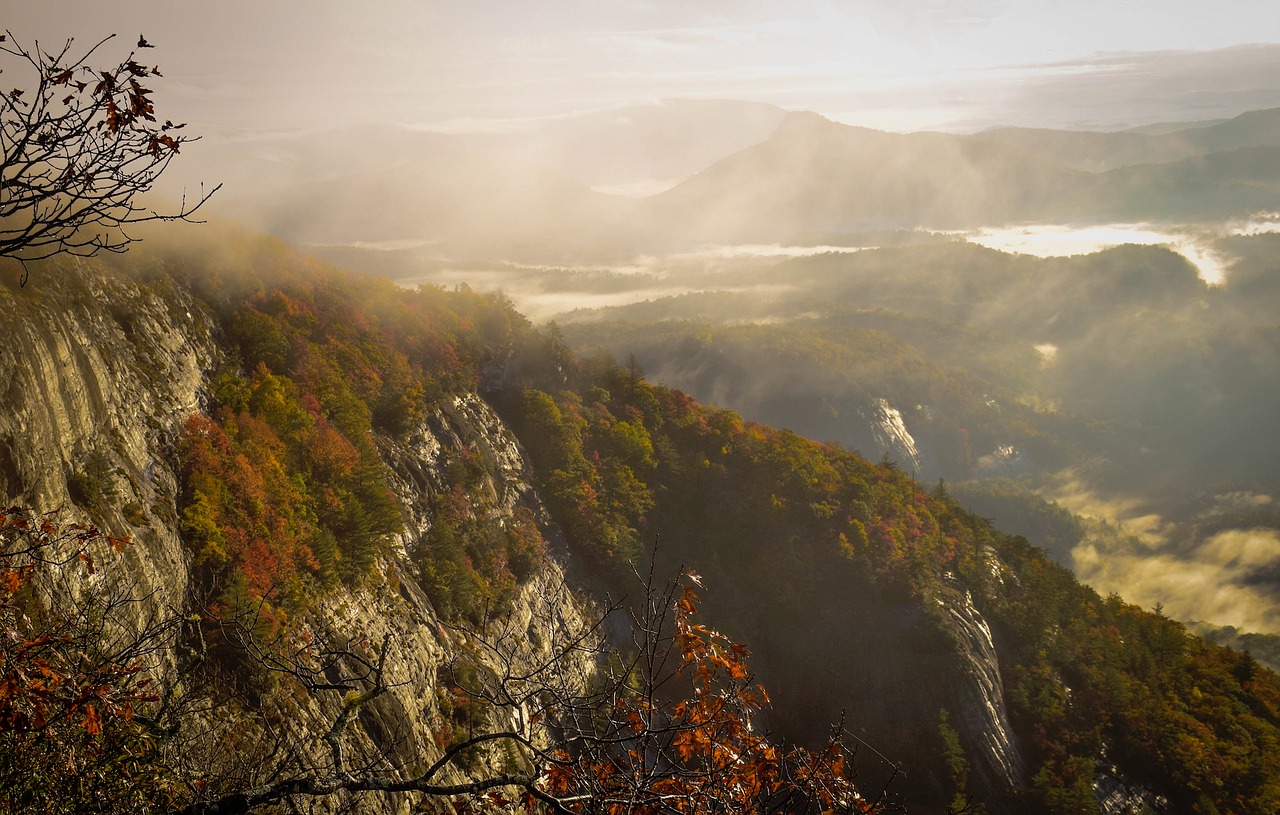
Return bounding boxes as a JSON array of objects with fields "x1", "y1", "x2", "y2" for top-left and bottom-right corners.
[{"x1": 82, "y1": 703, "x2": 102, "y2": 735}]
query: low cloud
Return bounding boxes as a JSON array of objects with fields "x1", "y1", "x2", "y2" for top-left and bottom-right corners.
[
  {"x1": 1052, "y1": 477, "x2": 1280, "y2": 633},
  {"x1": 1073, "y1": 528, "x2": 1280, "y2": 634}
]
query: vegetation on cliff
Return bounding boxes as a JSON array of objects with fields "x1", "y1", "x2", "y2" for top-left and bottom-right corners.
[
  {"x1": 3, "y1": 239, "x2": 1280, "y2": 814},
  {"x1": 505, "y1": 352, "x2": 1280, "y2": 813},
  {"x1": 164, "y1": 236, "x2": 546, "y2": 625}
]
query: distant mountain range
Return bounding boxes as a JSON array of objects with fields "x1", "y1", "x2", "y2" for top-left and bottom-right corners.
[
  {"x1": 180, "y1": 102, "x2": 1280, "y2": 261},
  {"x1": 645, "y1": 107, "x2": 1280, "y2": 243},
  {"x1": 973, "y1": 107, "x2": 1280, "y2": 170}
]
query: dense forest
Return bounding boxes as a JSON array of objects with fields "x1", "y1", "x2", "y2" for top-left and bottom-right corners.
[
  {"x1": 558, "y1": 236, "x2": 1280, "y2": 643},
  {"x1": 499, "y1": 344, "x2": 1280, "y2": 813},
  {"x1": 6, "y1": 235, "x2": 1276, "y2": 812}
]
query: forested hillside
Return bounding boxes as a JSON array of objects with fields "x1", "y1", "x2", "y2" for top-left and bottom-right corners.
[
  {"x1": 560, "y1": 236, "x2": 1280, "y2": 643},
  {"x1": 497, "y1": 349, "x2": 1280, "y2": 813},
  {"x1": 3, "y1": 234, "x2": 1280, "y2": 814}
]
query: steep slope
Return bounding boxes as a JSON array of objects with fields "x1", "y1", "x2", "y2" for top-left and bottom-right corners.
[
  {"x1": 0, "y1": 249, "x2": 594, "y2": 814},
  {"x1": 497, "y1": 355, "x2": 1280, "y2": 814},
  {"x1": 4, "y1": 235, "x2": 1280, "y2": 814},
  {"x1": 0, "y1": 263, "x2": 217, "y2": 621}
]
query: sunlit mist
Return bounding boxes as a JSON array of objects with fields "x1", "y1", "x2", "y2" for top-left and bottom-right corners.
[{"x1": 964, "y1": 224, "x2": 1231, "y2": 285}]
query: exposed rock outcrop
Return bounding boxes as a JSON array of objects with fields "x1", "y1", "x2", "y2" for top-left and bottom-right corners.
[{"x1": 0, "y1": 263, "x2": 594, "y2": 813}]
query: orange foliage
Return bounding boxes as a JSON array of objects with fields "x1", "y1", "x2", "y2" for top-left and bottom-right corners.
[{"x1": 529, "y1": 582, "x2": 878, "y2": 815}]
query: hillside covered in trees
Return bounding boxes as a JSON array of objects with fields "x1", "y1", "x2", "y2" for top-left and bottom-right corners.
[{"x1": 3, "y1": 234, "x2": 1279, "y2": 813}]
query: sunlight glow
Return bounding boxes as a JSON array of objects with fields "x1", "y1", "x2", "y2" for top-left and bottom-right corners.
[{"x1": 964, "y1": 224, "x2": 1229, "y2": 285}]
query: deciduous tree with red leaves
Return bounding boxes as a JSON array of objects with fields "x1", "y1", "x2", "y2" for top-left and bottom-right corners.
[
  {"x1": 0, "y1": 507, "x2": 181, "y2": 812},
  {"x1": 181, "y1": 563, "x2": 884, "y2": 815}
]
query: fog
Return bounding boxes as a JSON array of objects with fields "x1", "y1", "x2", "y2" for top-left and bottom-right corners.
[
  {"x1": 8, "y1": 4, "x2": 1280, "y2": 639},
  {"x1": 964, "y1": 215, "x2": 1280, "y2": 285},
  {"x1": 549, "y1": 225, "x2": 1280, "y2": 634},
  {"x1": 964, "y1": 224, "x2": 1234, "y2": 285},
  {"x1": 1057, "y1": 476, "x2": 1280, "y2": 633}
]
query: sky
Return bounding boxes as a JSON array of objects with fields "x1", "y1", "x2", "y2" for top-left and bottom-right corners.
[{"x1": 10, "y1": 1, "x2": 1280, "y2": 136}]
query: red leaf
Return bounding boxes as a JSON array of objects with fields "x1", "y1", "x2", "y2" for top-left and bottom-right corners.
[{"x1": 82, "y1": 703, "x2": 102, "y2": 735}]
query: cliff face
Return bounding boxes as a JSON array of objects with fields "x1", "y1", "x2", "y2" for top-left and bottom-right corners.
[
  {"x1": 938, "y1": 581, "x2": 1026, "y2": 797},
  {"x1": 0, "y1": 262, "x2": 594, "y2": 813},
  {"x1": 5, "y1": 256, "x2": 1213, "y2": 814},
  {"x1": 0, "y1": 267, "x2": 216, "y2": 621}
]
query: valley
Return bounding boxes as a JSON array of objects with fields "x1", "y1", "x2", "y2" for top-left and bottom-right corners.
[
  {"x1": 5, "y1": 20, "x2": 1280, "y2": 809},
  {"x1": 225, "y1": 104, "x2": 1280, "y2": 649}
]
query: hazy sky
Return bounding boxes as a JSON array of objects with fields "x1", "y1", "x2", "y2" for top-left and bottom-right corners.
[{"x1": 11, "y1": 1, "x2": 1280, "y2": 133}]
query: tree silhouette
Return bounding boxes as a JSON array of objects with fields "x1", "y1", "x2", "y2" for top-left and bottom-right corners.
[
  {"x1": 178, "y1": 564, "x2": 881, "y2": 815},
  {"x1": 0, "y1": 31, "x2": 218, "y2": 276}
]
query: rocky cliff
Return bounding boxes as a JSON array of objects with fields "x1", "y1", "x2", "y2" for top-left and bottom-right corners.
[
  {"x1": 0, "y1": 261, "x2": 595, "y2": 813},
  {"x1": 7, "y1": 251, "x2": 1276, "y2": 815},
  {"x1": 0, "y1": 265, "x2": 215, "y2": 624}
]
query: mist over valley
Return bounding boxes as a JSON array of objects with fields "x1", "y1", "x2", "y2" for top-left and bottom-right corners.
[
  {"x1": 7, "y1": 5, "x2": 1280, "y2": 811},
  {"x1": 168, "y1": 97, "x2": 1280, "y2": 640}
]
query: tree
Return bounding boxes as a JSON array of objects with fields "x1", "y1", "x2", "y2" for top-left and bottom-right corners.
[
  {"x1": 0, "y1": 30, "x2": 218, "y2": 276},
  {"x1": 4, "y1": 504, "x2": 883, "y2": 813},
  {"x1": 178, "y1": 563, "x2": 883, "y2": 815},
  {"x1": 0, "y1": 507, "x2": 183, "y2": 813}
]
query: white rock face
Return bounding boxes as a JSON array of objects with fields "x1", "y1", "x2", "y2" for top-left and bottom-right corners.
[
  {"x1": 0, "y1": 267, "x2": 217, "y2": 619},
  {"x1": 940, "y1": 585, "x2": 1026, "y2": 796},
  {"x1": 0, "y1": 264, "x2": 594, "y2": 813},
  {"x1": 866, "y1": 397, "x2": 928, "y2": 477}
]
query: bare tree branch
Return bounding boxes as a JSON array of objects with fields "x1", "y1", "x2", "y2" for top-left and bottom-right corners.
[
  {"x1": 0, "y1": 31, "x2": 219, "y2": 267},
  {"x1": 179, "y1": 558, "x2": 884, "y2": 815}
]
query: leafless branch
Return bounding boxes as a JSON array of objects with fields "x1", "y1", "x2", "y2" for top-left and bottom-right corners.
[{"x1": 0, "y1": 31, "x2": 220, "y2": 267}]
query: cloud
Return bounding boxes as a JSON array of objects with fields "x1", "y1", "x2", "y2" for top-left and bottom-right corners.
[
  {"x1": 1052, "y1": 477, "x2": 1280, "y2": 634},
  {"x1": 982, "y1": 45, "x2": 1280, "y2": 129},
  {"x1": 1072, "y1": 528, "x2": 1280, "y2": 634}
]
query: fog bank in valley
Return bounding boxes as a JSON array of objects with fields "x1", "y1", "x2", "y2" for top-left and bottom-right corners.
[{"x1": 150, "y1": 97, "x2": 1280, "y2": 639}]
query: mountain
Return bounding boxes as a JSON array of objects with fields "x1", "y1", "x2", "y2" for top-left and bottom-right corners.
[
  {"x1": 508, "y1": 98, "x2": 790, "y2": 194},
  {"x1": 971, "y1": 107, "x2": 1280, "y2": 171},
  {"x1": 557, "y1": 236, "x2": 1280, "y2": 644},
  {"x1": 173, "y1": 106, "x2": 1280, "y2": 270},
  {"x1": 644, "y1": 111, "x2": 1280, "y2": 244},
  {"x1": 182, "y1": 100, "x2": 790, "y2": 259},
  {"x1": 0, "y1": 236, "x2": 595, "y2": 813},
  {"x1": 3, "y1": 233, "x2": 1280, "y2": 813},
  {"x1": 645, "y1": 112, "x2": 1091, "y2": 242}
]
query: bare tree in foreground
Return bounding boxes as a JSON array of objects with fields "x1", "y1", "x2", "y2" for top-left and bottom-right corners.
[
  {"x1": 3, "y1": 506, "x2": 886, "y2": 814},
  {"x1": 0, "y1": 507, "x2": 184, "y2": 812},
  {"x1": 0, "y1": 31, "x2": 218, "y2": 276},
  {"x1": 181, "y1": 559, "x2": 885, "y2": 815}
]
